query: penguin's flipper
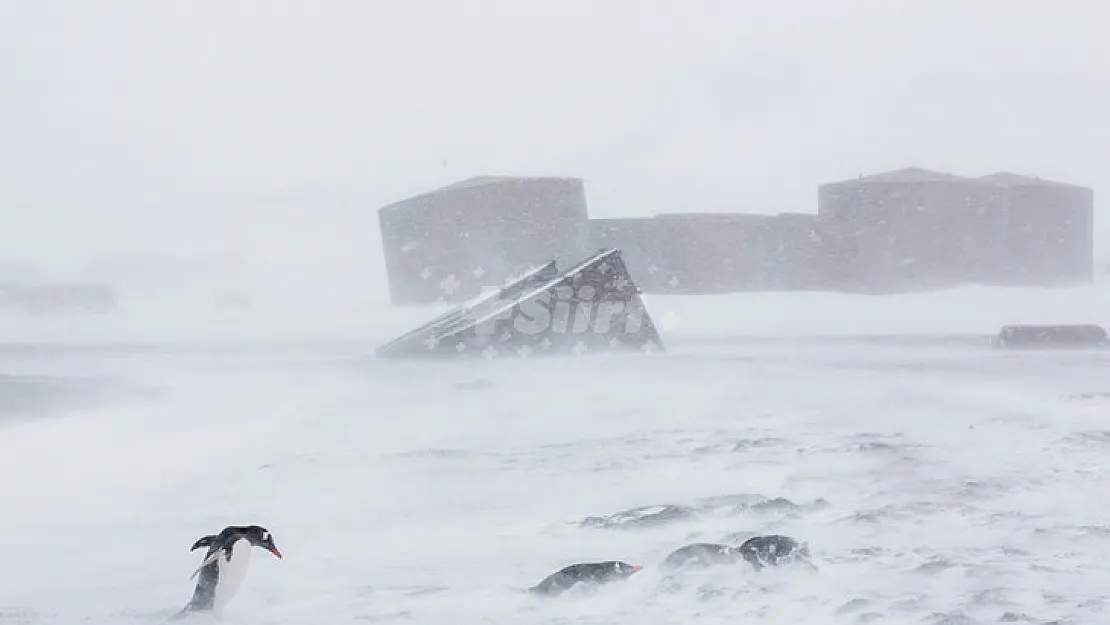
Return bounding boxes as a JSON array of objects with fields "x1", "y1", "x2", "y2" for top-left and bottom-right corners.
[
  {"x1": 190, "y1": 535, "x2": 218, "y2": 551},
  {"x1": 188, "y1": 551, "x2": 222, "y2": 580}
]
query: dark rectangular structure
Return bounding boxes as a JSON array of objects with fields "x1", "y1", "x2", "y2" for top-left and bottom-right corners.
[
  {"x1": 587, "y1": 218, "x2": 669, "y2": 292},
  {"x1": 978, "y1": 173, "x2": 1095, "y2": 286},
  {"x1": 761, "y1": 213, "x2": 827, "y2": 290},
  {"x1": 651, "y1": 213, "x2": 772, "y2": 293},
  {"x1": 992, "y1": 324, "x2": 1108, "y2": 349},
  {"x1": 818, "y1": 167, "x2": 1010, "y2": 293},
  {"x1": 0, "y1": 282, "x2": 118, "y2": 314},
  {"x1": 378, "y1": 176, "x2": 589, "y2": 305},
  {"x1": 379, "y1": 166, "x2": 1095, "y2": 302}
]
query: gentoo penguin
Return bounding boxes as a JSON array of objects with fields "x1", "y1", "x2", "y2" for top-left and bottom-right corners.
[
  {"x1": 661, "y1": 542, "x2": 744, "y2": 570},
  {"x1": 737, "y1": 535, "x2": 811, "y2": 571},
  {"x1": 529, "y1": 561, "x2": 643, "y2": 596},
  {"x1": 174, "y1": 525, "x2": 282, "y2": 618}
]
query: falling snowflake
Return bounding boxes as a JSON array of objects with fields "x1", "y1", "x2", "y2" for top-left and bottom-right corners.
[
  {"x1": 455, "y1": 341, "x2": 467, "y2": 352},
  {"x1": 420, "y1": 268, "x2": 433, "y2": 280},
  {"x1": 610, "y1": 275, "x2": 630, "y2": 291},
  {"x1": 422, "y1": 335, "x2": 439, "y2": 350},
  {"x1": 647, "y1": 263, "x2": 658, "y2": 274},
  {"x1": 539, "y1": 337, "x2": 553, "y2": 350},
  {"x1": 472, "y1": 266, "x2": 485, "y2": 278},
  {"x1": 572, "y1": 341, "x2": 588, "y2": 356},
  {"x1": 481, "y1": 346, "x2": 497, "y2": 360},
  {"x1": 439, "y1": 274, "x2": 462, "y2": 295},
  {"x1": 667, "y1": 276, "x2": 680, "y2": 288},
  {"x1": 608, "y1": 337, "x2": 620, "y2": 348},
  {"x1": 517, "y1": 345, "x2": 533, "y2": 358},
  {"x1": 640, "y1": 340, "x2": 659, "y2": 354}
]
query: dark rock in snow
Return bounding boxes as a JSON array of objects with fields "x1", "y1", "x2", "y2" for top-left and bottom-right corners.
[
  {"x1": 698, "y1": 493, "x2": 828, "y2": 517},
  {"x1": 731, "y1": 437, "x2": 787, "y2": 452},
  {"x1": 583, "y1": 493, "x2": 826, "y2": 531},
  {"x1": 580, "y1": 504, "x2": 698, "y2": 529},
  {"x1": 694, "y1": 493, "x2": 768, "y2": 510},
  {"x1": 750, "y1": 497, "x2": 803, "y2": 513},
  {"x1": 836, "y1": 598, "x2": 872, "y2": 615},
  {"x1": 924, "y1": 611, "x2": 977, "y2": 625},
  {"x1": 998, "y1": 613, "x2": 1038, "y2": 623}
]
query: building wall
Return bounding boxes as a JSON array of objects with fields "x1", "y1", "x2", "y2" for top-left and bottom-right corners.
[
  {"x1": 761, "y1": 213, "x2": 828, "y2": 290},
  {"x1": 589, "y1": 213, "x2": 842, "y2": 294},
  {"x1": 587, "y1": 218, "x2": 669, "y2": 291},
  {"x1": 378, "y1": 177, "x2": 588, "y2": 305},
  {"x1": 652, "y1": 213, "x2": 772, "y2": 293},
  {"x1": 380, "y1": 169, "x2": 1095, "y2": 304},
  {"x1": 818, "y1": 179, "x2": 1008, "y2": 292},
  {"x1": 995, "y1": 183, "x2": 1094, "y2": 285}
]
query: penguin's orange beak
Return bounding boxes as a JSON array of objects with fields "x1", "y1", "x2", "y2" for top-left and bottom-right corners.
[
  {"x1": 267, "y1": 546, "x2": 283, "y2": 559},
  {"x1": 631, "y1": 565, "x2": 643, "y2": 572}
]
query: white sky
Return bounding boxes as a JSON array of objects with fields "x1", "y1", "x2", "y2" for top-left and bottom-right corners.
[{"x1": 1, "y1": 0, "x2": 1107, "y2": 277}]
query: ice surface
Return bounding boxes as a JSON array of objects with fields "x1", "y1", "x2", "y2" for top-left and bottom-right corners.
[{"x1": 1, "y1": 286, "x2": 1109, "y2": 624}]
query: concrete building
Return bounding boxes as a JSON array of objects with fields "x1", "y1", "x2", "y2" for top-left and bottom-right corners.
[
  {"x1": 589, "y1": 212, "x2": 840, "y2": 294},
  {"x1": 587, "y1": 218, "x2": 668, "y2": 291},
  {"x1": 818, "y1": 167, "x2": 1010, "y2": 292},
  {"x1": 379, "y1": 167, "x2": 1094, "y2": 304},
  {"x1": 651, "y1": 213, "x2": 772, "y2": 293},
  {"x1": 378, "y1": 176, "x2": 589, "y2": 305},
  {"x1": 761, "y1": 213, "x2": 828, "y2": 290},
  {"x1": 978, "y1": 172, "x2": 1094, "y2": 286}
]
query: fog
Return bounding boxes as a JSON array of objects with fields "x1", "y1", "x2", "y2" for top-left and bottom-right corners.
[
  {"x1": 3, "y1": 3, "x2": 1110, "y2": 624},
  {"x1": 2, "y1": 0, "x2": 1107, "y2": 298}
]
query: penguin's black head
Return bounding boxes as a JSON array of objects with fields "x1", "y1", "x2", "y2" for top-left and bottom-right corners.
[
  {"x1": 241, "y1": 525, "x2": 282, "y2": 559},
  {"x1": 609, "y1": 561, "x2": 643, "y2": 578}
]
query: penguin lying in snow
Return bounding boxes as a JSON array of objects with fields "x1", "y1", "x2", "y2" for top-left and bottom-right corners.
[
  {"x1": 662, "y1": 537, "x2": 813, "y2": 573},
  {"x1": 737, "y1": 535, "x2": 812, "y2": 571},
  {"x1": 529, "y1": 561, "x2": 643, "y2": 596},
  {"x1": 661, "y1": 543, "x2": 745, "y2": 570},
  {"x1": 172, "y1": 525, "x2": 282, "y2": 619}
]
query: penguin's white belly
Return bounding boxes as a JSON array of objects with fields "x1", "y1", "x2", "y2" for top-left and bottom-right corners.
[{"x1": 212, "y1": 538, "x2": 253, "y2": 615}]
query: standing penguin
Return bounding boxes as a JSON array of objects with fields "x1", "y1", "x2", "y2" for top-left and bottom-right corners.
[
  {"x1": 529, "y1": 561, "x2": 643, "y2": 596},
  {"x1": 174, "y1": 525, "x2": 282, "y2": 618}
]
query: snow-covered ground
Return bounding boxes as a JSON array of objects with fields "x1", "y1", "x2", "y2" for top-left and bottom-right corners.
[
  {"x1": 2, "y1": 285, "x2": 1109, "y2": 624},
  {"x1": 2, "y1": 282, "x2": 1109, "y2": 346}
]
